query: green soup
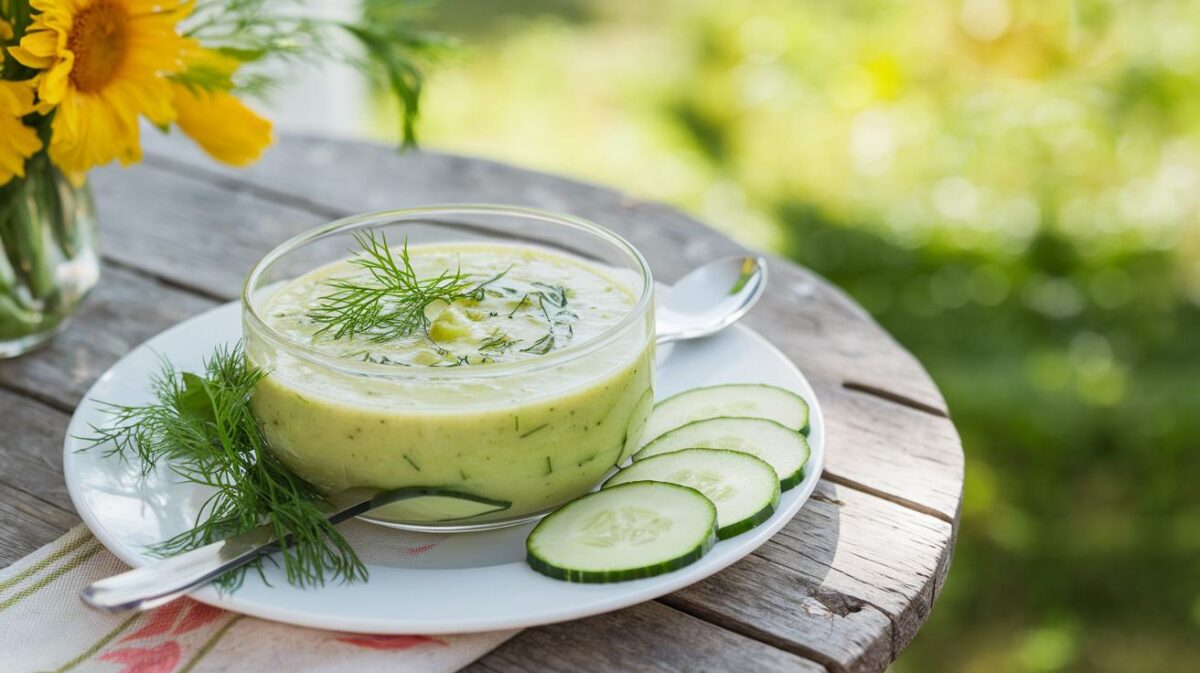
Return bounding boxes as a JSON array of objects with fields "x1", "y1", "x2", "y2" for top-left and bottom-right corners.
[{"x1": 245, "y1": 243, "x2": 654, "y2": 526}]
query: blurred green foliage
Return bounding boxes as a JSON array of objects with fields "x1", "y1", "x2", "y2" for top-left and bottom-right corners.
[{"x1": 400, "y1": 1, "x2": 1200, "y2": 669}]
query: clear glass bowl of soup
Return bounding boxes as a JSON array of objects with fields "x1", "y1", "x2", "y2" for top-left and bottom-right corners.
[{"x1": 242, "y1": 206, "x2": 655, "y2": 531}]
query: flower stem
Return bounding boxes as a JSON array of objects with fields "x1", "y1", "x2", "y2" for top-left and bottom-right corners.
[{"x1": 0, "y1": 154, "x2": 89, "y2": 341}]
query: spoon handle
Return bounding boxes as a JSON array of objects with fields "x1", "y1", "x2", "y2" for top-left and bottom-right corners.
[
  {"x1": 81, "y1": 492, "x2": 375, "y2": 612},
  {"x1": 81, "y1": 526, "x2": 281, "y2": 612}
]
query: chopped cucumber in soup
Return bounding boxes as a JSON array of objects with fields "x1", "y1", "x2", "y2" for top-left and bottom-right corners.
[
  {"x1": 634, "y1": 417, "x2": 811, "y2": 490},
  {"x1": 604, "y1": 448, "x2": 780, "y2": 539},
  {"x1": 526, "y1": 481, "x2": 717, "y2": 583},
  {"x1": 640, "y1": 384, "x2": 810, "y2": 447}
]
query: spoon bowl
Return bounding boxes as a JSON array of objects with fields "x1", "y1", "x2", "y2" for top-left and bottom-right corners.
[{"x1": 656, "y1": 256, "x2": 768, "y2": 344}]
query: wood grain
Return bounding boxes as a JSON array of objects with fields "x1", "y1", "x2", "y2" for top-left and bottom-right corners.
[
  {"x1": 661, "y1": 481, "x2": 952, "y2": 672},
  {"x1": 817, "y1": 387, "x2": 962, "y2": 522},
  {"x1": 0, "y1": 388, "x2": 75, "y2": 512},
  {"x1": 460, "y1": 601, "x2": 826, "y2": 673},
  {"x1": 0, "y1": 480, "x2": 79, "y2": 568},
  {"x1": 89, "y1": 166, "x2": 327, "y2": 300}
]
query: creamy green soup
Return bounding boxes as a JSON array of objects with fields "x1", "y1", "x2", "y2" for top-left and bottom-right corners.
[{"x1": 245, "y1": 243, "x2": 654, "y2": 525}]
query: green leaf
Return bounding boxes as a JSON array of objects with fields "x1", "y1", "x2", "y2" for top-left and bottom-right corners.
[{"x1": 178, "y1": 372, "x2": 215, "y2": 422}]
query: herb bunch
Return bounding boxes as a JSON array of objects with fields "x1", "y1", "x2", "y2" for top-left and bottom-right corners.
[
  {"x1": 308, "y1": 230, "x2": 507, "y2": 343},
  {"x1": 81, "y1": 343, "x2": 365, "y2": 589}
]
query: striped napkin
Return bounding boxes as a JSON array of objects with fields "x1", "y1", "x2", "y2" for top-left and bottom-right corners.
[{"x1": 0, "y1": 527, "x2": 517, "y2": 673}]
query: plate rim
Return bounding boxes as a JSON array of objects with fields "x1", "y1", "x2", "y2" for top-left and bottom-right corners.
[{"x1": 63, "y1": 300, "x2": 825, "y2": 634}]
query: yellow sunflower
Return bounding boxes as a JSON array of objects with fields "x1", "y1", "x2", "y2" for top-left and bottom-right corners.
[
  {"x1": 9, "y1": 0, "x2": 190, "y2": 181},
  {"x1": 171, "y1": 43, "x2": 272, "y2": 166},
  {"x1": 0, "y1": 18, "x2": 43, "y2": 186}
]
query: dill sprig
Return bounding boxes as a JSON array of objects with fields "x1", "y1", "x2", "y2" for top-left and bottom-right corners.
[
  {"x1": 307, "y1": 230, "x2": 507, "y2": 343},
  {"x1": 519, "y1": 282, "x2": 577, "y2": 354},
  {"x1": 478, "y1": 328, "x2": 521, "y2": 354},
  {"x1": 79, "y1": 343, "x2": 366, "y2": 590}
]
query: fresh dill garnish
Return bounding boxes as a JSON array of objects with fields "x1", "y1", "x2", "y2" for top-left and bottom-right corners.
[
  {"x1": 309, "y1": 232, "x2": 582, "y2": 363},
  {"x1": 519, "y1": 333, "x2": 555, "y2": 355},
  {"x1": 515, "y1": 282, "x2": 577, "y2": 354},
  {"x1": 531, "y1": 282, "x2": 568, "y2": 309},
  {"x1": 78, "y1": 343, "x2": 366, "y2": 590},
  {"x1": 463, "y1": 268, "x2": 513, "y2": 302},
  {"x1": 506, "y1": 293, "x2": 530, "y2": 318},
  {"x1": 478, "y1": 328, "x2": 521, "y2": 354},
  {"x1": 307, "y1": 231, "x2": 508, "y2": 343}
]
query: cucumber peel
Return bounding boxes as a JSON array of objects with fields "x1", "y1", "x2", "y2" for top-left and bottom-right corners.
[
  {"x1": 604, "y1": 448, "x2": 780, "y2": 539},
  {"x1": 526, "y1": 481, "x2": 717, "y2": 583}
]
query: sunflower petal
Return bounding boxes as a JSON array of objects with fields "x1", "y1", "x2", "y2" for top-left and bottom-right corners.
[
  {"x1": 0, "y1": 82, "x2": 43, "y2": 186},
  {"x1": 18, "y1": 28, "x2": 60, "y2": 58},
  {"x1": 7, "y1": 45, "x2": 55, "y2": 69},
  {"x1": 172, "y1": 84, "x2": 273, "y2": 166}
]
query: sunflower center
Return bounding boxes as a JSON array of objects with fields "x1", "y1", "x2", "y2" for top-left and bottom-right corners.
[{"x1": 68, "y1": 1, "x2": 130, "y2": 93}]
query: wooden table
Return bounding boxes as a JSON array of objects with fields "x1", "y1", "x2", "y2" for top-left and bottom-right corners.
[{"x1": 0, "y1": 135, "x2": 964, "y2": 672}]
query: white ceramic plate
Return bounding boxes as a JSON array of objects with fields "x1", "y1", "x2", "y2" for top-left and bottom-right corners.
[{"x1": 63, "y1": 300, "x2": 825, "y2": 634}]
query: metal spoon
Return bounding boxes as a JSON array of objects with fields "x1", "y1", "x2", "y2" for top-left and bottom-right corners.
[
  {"x1": 82, "y1": 255, "x2": 769, "y2": 612},
  {"x1": 82, "y1": 486, "x2": 509, "y2": 612},
  {"x1": 656, "y1": 255, "x2": 768, "y2": 344}
]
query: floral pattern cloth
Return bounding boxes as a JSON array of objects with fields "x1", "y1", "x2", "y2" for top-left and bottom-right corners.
[{"x1": 0, "y1": 527, "x2": 517, "y2": 673}]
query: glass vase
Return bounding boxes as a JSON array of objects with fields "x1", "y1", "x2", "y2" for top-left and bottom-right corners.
[{"x1": 0, "y1": 154, "x2": 100, "y2": 358}]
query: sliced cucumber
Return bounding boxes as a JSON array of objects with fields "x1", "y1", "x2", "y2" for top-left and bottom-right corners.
[
  {"x1": 618, "y1": 388, "x2": 655, "y2": 464},
  {"x1": 362, "y1": 487, "x2": 512, "y2": 523},
  {"x1": 641, "y1": 384, "x2": 810, "y2": 446},
  {"x1": 526, "y1": 481, "x2": 717, "y2": 583},
  {"x1": 603, "y1": 448, "x2": 780, "y2": 539},
  {"x1": 634, "y1": 417, "x2": 810, "y2": 491}
]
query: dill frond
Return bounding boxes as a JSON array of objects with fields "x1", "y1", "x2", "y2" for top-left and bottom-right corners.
[
  {"x1": 79, "y1": 343, "x2": 366, "y2": 590},
  {"x1": 307, "y1": 230, "x2": 508, "y2": 343}
]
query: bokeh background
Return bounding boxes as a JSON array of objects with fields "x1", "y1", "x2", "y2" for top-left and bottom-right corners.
[{"x1": 266, "y1": 1, "x2": 1200, "y2": 670}]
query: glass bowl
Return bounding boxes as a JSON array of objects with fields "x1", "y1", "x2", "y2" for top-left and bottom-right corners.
[{"x1": 242, "y1": 205, "x2": 655, "y2": 531}]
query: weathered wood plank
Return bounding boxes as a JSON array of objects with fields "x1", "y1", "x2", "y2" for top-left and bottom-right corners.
[
  {"x1": 0, "y1": 480, "x2": 79, "y2": 567},
  {"x1": 89, "y1": 165, "x2": 327, "y2": 300},
  {"x1": 660, "y1": 481, "x2": 952, "y2": 672},
  {"x1": 758, "y1": 483, "x2": 951, "y2": 658},
  {"x1": 462, "y1": 601, "x2": 825, "y2": 673},
  {"x1": 0, "y1": 265, "x2": 216, "y2": 409},
  {"x1": 0, "y1": 386, "x2": 79, "y2": 561},
  {"x1": 817, "y1": 387, "x2": 962, "y2": 522},
  {"x1": 661, "y1": 537, "x2": 892, "y2": 671},
  {"x1": 0, "y1": 388, "x2": 75, "y2": 512}
]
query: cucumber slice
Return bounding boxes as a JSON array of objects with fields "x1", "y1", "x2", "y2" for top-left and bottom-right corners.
[
  {"x1": 641, "y1": 384, "x2": 810, "y2": 446},
  {"x1": 361, "y1": 487, "x2": 512, "y2": 523},
  {"x1": 634, "y1": 417, "x2": 811, "y2": 490},
  {"x1": 618, "y1": 388, "x2": 655, "y2": 464},
  {"x1": 603, "y1": 448, "x2": 780, "y2": 539},
  {"x1": 526, "y1": 481, "x2": 717, "y2": 583}
]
